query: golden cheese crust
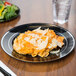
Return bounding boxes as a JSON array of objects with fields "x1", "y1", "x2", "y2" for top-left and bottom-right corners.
[{"x1": 13, "y1": 27, "x2": 64, "y2": 57}]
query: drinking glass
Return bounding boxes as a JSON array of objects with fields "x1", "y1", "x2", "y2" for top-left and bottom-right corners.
[{"x1": 52, "y1": 0, "x2": 72, "y2": 24}]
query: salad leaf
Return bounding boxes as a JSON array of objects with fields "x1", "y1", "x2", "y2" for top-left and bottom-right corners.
[
  {"x1": 4, "y1": 5, "x2": 18, "y2": 20},
  {"x1": 11, "y1": 4, "x2": 18, "y2": 11},
  {"x1": 0, "y1": 5, "x2": 3, "y2": 10}
]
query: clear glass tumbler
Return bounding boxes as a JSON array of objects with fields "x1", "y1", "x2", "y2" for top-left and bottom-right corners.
[{"x1": 52, "y1": 0, "x2": 72, "y2": 24}]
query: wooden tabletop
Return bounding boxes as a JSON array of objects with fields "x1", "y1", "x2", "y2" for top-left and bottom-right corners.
[{"x1": 0, "y1": 0, "x2": 76, "y2": 76}]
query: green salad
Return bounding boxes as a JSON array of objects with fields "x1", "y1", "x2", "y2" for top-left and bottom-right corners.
[{"x1": 0, "y1": 1, "x2": 19, "y2": 22}]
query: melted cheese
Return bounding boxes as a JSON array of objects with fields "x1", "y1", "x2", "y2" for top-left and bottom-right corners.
[
  {"x1": 24, "y1": 33, "x2": 48, "y2": 50},
  {"x1": 13, "y1": 27, "x2": 64, "y2": 57}
]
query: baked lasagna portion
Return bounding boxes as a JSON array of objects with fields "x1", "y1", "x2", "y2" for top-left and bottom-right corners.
[{"x1": 13, "y1": 27, "x2": 64, "y2": 57}]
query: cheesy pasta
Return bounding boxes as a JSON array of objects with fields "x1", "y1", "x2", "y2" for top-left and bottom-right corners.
[{"x1": 13, "y1": 27, "x2": 64, "y2": 57}]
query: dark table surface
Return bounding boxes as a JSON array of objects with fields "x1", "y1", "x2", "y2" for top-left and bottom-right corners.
[{"x1": 0, "y1": 0, "x2": 76, "y2": 76}]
